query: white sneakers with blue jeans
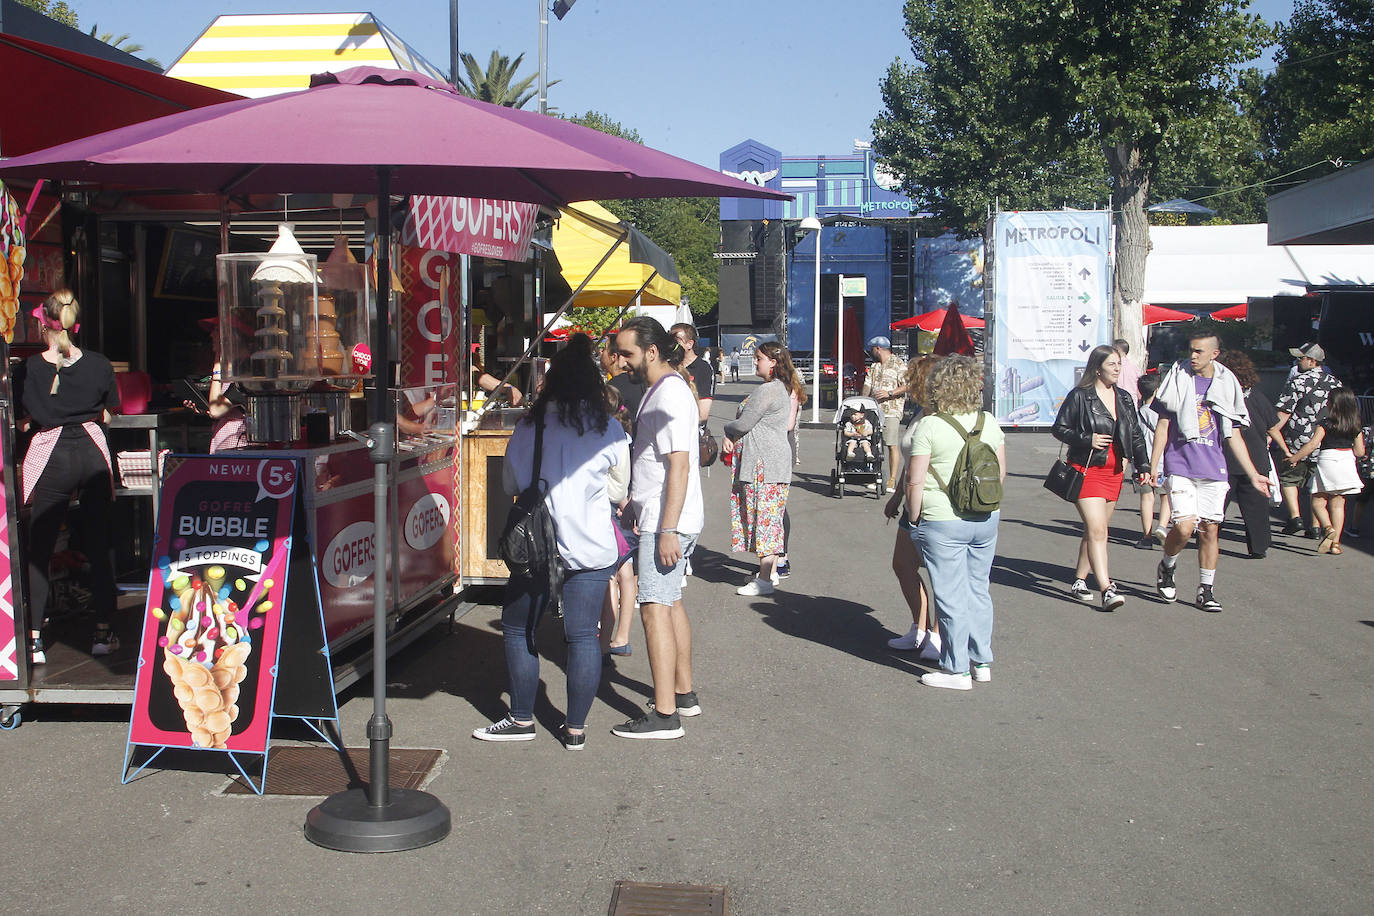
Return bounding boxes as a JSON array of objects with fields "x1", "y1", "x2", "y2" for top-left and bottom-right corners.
[{"x1": 915, "y1": 513, "x2": 999, "y2": 675}]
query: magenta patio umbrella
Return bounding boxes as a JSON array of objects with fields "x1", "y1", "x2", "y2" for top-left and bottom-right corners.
[
  {"x1": 0, "y1": 67, "x2": 787, "y2": 854},
  {"x1": 0, "y1": 67, "x2": 788, "y2": 204}
]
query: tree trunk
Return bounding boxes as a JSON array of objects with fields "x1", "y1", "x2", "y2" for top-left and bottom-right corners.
[{"x1": 1105, "y1": 140, "x2": 1151, "y2": 372}]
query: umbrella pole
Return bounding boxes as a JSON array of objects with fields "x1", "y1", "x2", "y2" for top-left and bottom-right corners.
[{"x1": 305, "y1": 168, "x2": 451, "y2": 853}]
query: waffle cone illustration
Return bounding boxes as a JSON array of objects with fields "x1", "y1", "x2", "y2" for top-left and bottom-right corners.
[{"x1": 158, "y1": 566, "x2": 251, "y2": 748}]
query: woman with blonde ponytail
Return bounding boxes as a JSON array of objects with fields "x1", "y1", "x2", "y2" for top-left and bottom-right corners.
[{"x1": 20, "y1": 290, "x2": 122, "y2": 664}]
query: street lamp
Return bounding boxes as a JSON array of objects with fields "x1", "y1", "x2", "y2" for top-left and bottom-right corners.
[{"x1": 799, "y1": 216, "x2": 822, "y2": 422}]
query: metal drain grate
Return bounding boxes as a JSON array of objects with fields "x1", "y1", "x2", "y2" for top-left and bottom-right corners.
[
  {"x1": 221, "y1": 747, "x2": 442, "y2": 796},
  {"x1": 607, "y1": 881, "x2": 728, "y2": 915}
]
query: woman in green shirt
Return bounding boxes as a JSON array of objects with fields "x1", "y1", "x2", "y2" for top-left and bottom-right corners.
[{"x1": 903, "y1": 356, "x2": 1006, "y2": 690}]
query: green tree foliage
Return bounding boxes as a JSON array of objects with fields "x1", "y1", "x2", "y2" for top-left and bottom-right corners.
[
  {"x1": 18, "y1": 0, "x2": 78, "y2": 28},
  {"x1": 455, "y1": 51, "x2": 549, "y2": 109},
  {"x1": 873, "y1": 0, "x2": 1269, "y2": 361},
  {"x1": 1149, "y1": 74, "x2": 1270, "y2": 225},
  {"x1": 1259, "y1": 0, "x2": 1374, "y2": 179},
  {"x1": 563, "y1": 111, "x2": 720, "y2": 324}
]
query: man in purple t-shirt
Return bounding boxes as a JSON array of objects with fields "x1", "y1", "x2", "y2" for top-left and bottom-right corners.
[{"x1": 1148, "y1": 334, "x2": 1269, "y2": 612}]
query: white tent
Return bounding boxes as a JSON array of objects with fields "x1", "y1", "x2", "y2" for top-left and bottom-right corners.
[{"x1": 1142, "y1": 224, "x2": 1374, "y2": 307}]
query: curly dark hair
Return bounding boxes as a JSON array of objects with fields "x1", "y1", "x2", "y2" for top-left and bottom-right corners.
[
  {"x1": 1217, "y1": 349, "x2": 1259, "y2": 390},
  {"x1": 530, "y1": 333, "x2": 611, "y2": 435}
]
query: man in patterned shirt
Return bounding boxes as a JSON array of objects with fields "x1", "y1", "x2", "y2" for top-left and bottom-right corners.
[
  {"x1": 862, "y1": 336, "x2": 908, "y2": 492},
  {"x1": 1269, "y1": 342, "x2": 1341, "y2": 537}
]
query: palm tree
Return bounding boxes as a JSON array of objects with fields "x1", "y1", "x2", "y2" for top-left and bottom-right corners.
[
  {"x1": 454, "y1": 51, "x2": 556, "y2": 110},
  {"x1": 88, "y1": 25, "x2": 163, "y2": 69}
]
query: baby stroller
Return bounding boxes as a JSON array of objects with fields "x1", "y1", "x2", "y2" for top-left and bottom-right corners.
[{"x1": 830, "y1": 395, "x2": 885, "y2": 498}]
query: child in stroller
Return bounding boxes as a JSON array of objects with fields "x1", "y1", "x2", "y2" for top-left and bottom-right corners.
[
  {"x1": 842, "y1": 408, "x2": 875, "y2": 461},
  {"x1": 830, "y1": 396, "x2": 885, "y2": 498}
]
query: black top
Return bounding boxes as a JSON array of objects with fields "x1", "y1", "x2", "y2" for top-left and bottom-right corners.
[
  {"x1": 22, "y1": 351, "x2": 120, "y2": 430},
  {"x1": 1316, "y1": 413, "x2": 1358, "y2": 450},
  {"x1": 609, "y1": 371, "x2": 647, "y2": 420},
  {"x1": 1225, "y1": 389, "x2": 1278, "y2": 476},
  {"x1": 683, "y1": 355, "x2": 715, "y2": 403}
]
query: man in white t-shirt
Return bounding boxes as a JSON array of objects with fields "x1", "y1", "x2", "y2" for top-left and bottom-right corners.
[{"x1": 610, "y1": 316, "x2": 704, "y2": 739}]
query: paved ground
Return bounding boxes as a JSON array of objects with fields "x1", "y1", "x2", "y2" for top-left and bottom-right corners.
[{"x1": 2, "y1": 377, "x2": 1371, "y2": 915}]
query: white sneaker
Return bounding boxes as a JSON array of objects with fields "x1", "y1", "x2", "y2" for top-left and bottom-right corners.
[
  {"x1": 736, "y1": 577, "x2": 775, "y2": 596},
  {"x1": 887, "y1": 625, "x2": 923, "y2": 650},
  {"x1": 972, "y1": 663, "x2": 991, "y2": 683},
  {"x1": 921, "y1": 670, "x2": 972, "y2": 691},
  {"x1": 770, "y1": 570, "x2": 781, "y2": 587},
  {"x1": 918, "y1": 632, "x2": 942, "y2": 662},
  {"x1": 865, "y1": 482, "x2": 877, "y2": 491}
]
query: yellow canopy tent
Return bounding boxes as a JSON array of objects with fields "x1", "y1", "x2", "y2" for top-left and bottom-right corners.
[{"x1": 553, "y1": 201, "x2": 680, "y2": 307}]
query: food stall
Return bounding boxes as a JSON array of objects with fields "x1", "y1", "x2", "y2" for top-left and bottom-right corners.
[{"x1": 0, "y1": 66, "x2": 785, "y2": 737}]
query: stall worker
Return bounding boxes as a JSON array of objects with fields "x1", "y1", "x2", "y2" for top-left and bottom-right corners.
[
  {"x1": 182, "y1": 317, "x2": 248, "y2": 452},
  {"x1": 20, "y1": 290, "x2": 121, "y2": 663}
]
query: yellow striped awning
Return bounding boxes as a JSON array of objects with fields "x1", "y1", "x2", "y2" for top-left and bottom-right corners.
[{"x1": 166, "y1": 13, "x2": 447, "y2": 98}]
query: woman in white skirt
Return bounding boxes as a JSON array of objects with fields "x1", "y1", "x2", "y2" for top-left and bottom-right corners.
[{"x1": 1289, "y1": 387, "x2": 1366, "y2": 555}]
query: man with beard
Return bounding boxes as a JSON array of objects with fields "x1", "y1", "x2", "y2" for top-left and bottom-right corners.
[{"x1": 610, "y1": 317, "x2": 704, "y2": 739}]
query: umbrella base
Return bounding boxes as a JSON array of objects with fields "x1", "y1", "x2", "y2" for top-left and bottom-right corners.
[{"x1": 305, "y1": 787, "x2": 451, "y2": 853}]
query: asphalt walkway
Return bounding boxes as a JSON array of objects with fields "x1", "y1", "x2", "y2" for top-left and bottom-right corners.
[{"x1": 2, "y1": 377, "x2": 1370, "y2": 915}]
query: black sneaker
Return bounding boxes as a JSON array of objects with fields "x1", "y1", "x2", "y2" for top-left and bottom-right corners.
[
  {"x1": 776, "y1": 558, "x2": 791, "y2": 578},
  {"x1": 27, "y1": 636, "x2": 46, "y2": 666},
  {"x1": 648, "y1": 690, "x2": 701, "y2": 717},
  {"x1": 611, "y1": 710, "x2": 684, "y2": 740},
  {"x1": 1156, "y1": 560, "x2": 1177, "y2": 602},
  {"x1": 1102, "y1": 585, "x2": 1125, "y2": 611},
  {"x1": 1281, "y1": 518, "x2": 1304, "y2": 536},
  {"x1": 1069, "y1": 579, "x2": 1093, "y2": 603},
  {"x1": 472, "y1": 716, "x2": 536, "y2": 742},
  {"x1": 561, "y1": 726, "x2": 586, "y2": 751},
  {"x1": 1196, "y1": 585, "x2": 1223, "y2": 613}
]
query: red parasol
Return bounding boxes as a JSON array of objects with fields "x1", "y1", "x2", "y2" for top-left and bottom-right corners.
[
  {"x1": 891, "y1": 307, "x2": 985, "y2": 332},
  {"x1": 1210, "y1": 303, "x2": 1247, "y2": 321},
  {"x1": 1142, "y1": 304, "x2": 1198, "y2": 325},
  {"x1": 932, "y1": 305, "x2": 975, "y2": 356}
]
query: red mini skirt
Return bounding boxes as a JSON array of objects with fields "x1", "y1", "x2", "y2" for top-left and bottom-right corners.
[{"x1": 1073, "y1": 441, "x2": 1124, "y2": 501}]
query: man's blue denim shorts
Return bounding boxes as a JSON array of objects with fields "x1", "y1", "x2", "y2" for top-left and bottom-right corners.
[{"x1": 635, "y1": 531, "x2": 698, "y2": 607}]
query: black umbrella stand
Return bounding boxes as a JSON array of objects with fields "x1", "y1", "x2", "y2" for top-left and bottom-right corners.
[{"x1": 305, "y1": 169, "x2": 451, "y2": 852}]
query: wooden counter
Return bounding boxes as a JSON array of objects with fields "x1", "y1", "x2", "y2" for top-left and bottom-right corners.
[{"x1": 460, "y1": 428, "x2": 514, "y2": 583}]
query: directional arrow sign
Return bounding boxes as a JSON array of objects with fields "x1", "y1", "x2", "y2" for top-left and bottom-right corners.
[
  {"x1": 1079, "y1": 268, "x2": 1092, "y2": 280},
  {"x1": 1078, "y1": 292, "x2": 1091, "y2": 304},
  {"x1": 1078, "y1": 314, "x2": 1092, "y2": 326},
  {"x1": 1079, "y1": 340, "x2": 1090, "y2": 352}
]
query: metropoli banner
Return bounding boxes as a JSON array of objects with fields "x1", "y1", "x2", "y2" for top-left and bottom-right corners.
[
  {"x1": 402, "y1": 195, "x2": 539, "y2": 263},
  {"x1": 990, "y1": 210, "x2": 1114, "y2": 428}
]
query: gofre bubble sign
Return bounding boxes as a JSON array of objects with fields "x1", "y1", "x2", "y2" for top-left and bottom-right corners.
[{"x1": 127, "y1": 457, "x2": 298, "y2": 757}]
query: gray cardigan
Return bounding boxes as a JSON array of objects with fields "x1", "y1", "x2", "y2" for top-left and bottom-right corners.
[{"x1": 725, "y1": 379, "x2": 793, "y2": 484}]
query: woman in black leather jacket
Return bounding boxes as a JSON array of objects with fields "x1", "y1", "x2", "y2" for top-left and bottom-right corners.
[{"x1": 1051, "y1": 345, "x2": 1151, "y2": 610}]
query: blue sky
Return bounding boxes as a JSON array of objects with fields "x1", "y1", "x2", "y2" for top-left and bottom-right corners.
[{"x1": 74, "y1": 0, "x2": 1294, "y2": 169}]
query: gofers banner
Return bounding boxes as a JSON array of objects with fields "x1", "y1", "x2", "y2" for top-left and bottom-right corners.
[
  {"x1": 402, "y1": 195, "x2": 538, "y2": 262},
  {"x1": 398, "y1": 245, "x2": 461, "y2": 389}
]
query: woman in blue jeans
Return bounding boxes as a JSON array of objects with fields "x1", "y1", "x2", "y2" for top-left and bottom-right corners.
[
  {"x1": 473, "y1": 334, "x2": 630, "y2": 749},
  {"x1": 902, "y1": 355, "x2": 1006, "y2": 690}
]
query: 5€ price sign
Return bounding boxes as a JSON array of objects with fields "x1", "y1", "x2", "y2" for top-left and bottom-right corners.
[{"x1": 257, "y1": 459, "x2": 296, "y2": 502}]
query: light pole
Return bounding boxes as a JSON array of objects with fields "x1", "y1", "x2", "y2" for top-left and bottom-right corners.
[{"x1": 800, "y1": 216, "x2": 822, "y2": 422}]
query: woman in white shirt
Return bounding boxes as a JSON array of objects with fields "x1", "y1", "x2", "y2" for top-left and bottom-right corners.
[{"x1": 473, "y1": 334, "x2": 630, "y2": 750}]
